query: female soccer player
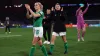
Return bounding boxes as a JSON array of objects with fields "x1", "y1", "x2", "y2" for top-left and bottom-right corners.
[
  {"x1": 5, "y1": 17, "x2": 11, "y2": 34},
  {"x1": 43, "y1": 9, "x2": 52, "y2": 44},
  {"x1": 48, "y1": 3, "x2": 68, "y2": 55},
  {"x1": 25, "y1": 2, "x2": 48, "y2": 56},
  {"x1": 76, "y1": 3, "x2": 89, "y2": 42}
]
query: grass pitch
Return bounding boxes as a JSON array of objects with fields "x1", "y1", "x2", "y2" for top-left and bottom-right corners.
[{"x1": 0, "y1": 27, "x2": 100, "y2": 56}]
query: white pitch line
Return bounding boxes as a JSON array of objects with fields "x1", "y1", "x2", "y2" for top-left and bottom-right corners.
[{"x1": 0, "y1": 35, "x2": 22, "y2": 38}]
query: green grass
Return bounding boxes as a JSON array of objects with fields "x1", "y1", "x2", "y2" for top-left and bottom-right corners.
[{"x1": 0, "y1": 27, "x2": 100, "y2": 56}]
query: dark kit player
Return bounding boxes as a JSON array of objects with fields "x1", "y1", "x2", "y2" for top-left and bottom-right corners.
[
  {"x1": 48, "y1": 3, "x2": 68, "y2": 55},
  {"x1": 43, "y1": 9, "x2": 52, "y2": 44},
  {"x1": 5, "y1": 17, "x2": 11, "y2": 34}
]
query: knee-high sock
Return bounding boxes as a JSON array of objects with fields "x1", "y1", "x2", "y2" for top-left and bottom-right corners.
[
  {"x1": 64, "y1": 42, "x2": 68, "y2": 52},
  {"x1": 29, "y1": 45, "x2": 36, "y2": 56},
  {"x1": 40, "y1": 45, "x2": 48, "y2": 56},
  {"x1": 50, "y1": 44, "x2": 54, "y2": 53}
]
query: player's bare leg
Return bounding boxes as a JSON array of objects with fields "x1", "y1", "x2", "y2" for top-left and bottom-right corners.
[
  {"x1": 62, "y1": 35, "x2": 67, "y2": 43},
  {"x1": 82, "y1": 26, "x2": 86, "y2": 41},
  {"x1": 77, "y1": 28, "x2": 81, "y2": 42},
  {"x1": 51, "y1": 35, "x2": 56, "y2": 44}
]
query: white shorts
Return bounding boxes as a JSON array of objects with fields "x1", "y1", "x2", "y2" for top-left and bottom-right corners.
[
  {"x1": 33, "y1": 27, "x2": 43, "y2": 38},
  {"x1": 52, "y1": 32, "x2": 66, "y2": 36}
]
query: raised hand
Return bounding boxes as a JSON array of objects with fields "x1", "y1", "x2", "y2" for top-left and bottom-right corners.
[
  {"x1": 25, "y1": 4, "x2": 30, "y2": 9},
  {"x1": 51, "y1": 7, "x2": 54, "y2": 11},
  {"x1": 61, "y1": 7, "x2": 63, "y2": 11},
  {"x1": 87, "y1": 3, "x2": 89, "y2": 7}
]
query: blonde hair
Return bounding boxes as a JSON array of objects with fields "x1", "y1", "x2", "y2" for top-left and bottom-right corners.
[{"x1": 35, "y1": 2, "x2": 43, "y2": 10}]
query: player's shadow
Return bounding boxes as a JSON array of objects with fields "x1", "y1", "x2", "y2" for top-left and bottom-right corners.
[{"x1": 18, "y1": 51, "x2": 29, "y2": 56}]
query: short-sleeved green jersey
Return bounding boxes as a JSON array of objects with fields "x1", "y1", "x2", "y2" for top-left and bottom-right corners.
[{"x1": 33, "y1": 11, "x2": 44, "y2": 27}]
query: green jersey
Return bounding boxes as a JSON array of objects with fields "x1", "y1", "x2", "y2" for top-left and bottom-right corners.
[{"x1": 33, "y1": 11, "x2": 44, "y2": 27}]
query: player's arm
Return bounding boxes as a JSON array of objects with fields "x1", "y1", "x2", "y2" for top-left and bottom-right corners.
[
  {"x1": 50, "y1": 7, "x2": 54, "y2": 17},
  {"x1": 25, "y1": 4, "x2": 41, "y2": 18},
  {"x1": 50, "y1": 7, "x2": 55, "y2": 22},
  {"x1": 61, "y1": 7, "x2": 64, "y2": 16},
  {"x1": 28, "y1": 9, "x2": 41, "y2": 18},
  {"x1": 60, "y1": 7, "x2": 66, "y2": 21},
  {"x1": 26, "y1": 9, "x2": 32, "y2": 19},
  {"x1": 76, "y1": 7, "x2": 82, "y2": 16},
  {"x1": 83, "y1": 3, "x2": 89, "y2": 14}
]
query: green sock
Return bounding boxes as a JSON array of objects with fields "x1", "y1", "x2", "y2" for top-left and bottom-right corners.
[
  {"x1": 64, "y1": 42, "x2": 68, "y2": 52},
  {"x1": 29, "y1": 45, "x2": 36, "y2": 56},
  {"x1": 40, "y1": 45, "x2": 48, "y2": 56},
  {"x1": 50, "y1": 44, "x2": 54, "y2": 53}
]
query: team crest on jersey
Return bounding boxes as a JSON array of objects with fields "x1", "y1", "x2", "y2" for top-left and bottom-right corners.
[{"x1": 40, "y1": 11, "x2": 43, "y2": 14}]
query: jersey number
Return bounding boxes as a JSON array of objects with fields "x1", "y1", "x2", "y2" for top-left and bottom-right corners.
[{"x1": 36, "y1": 30, "x2": 39, "y2": 35}]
